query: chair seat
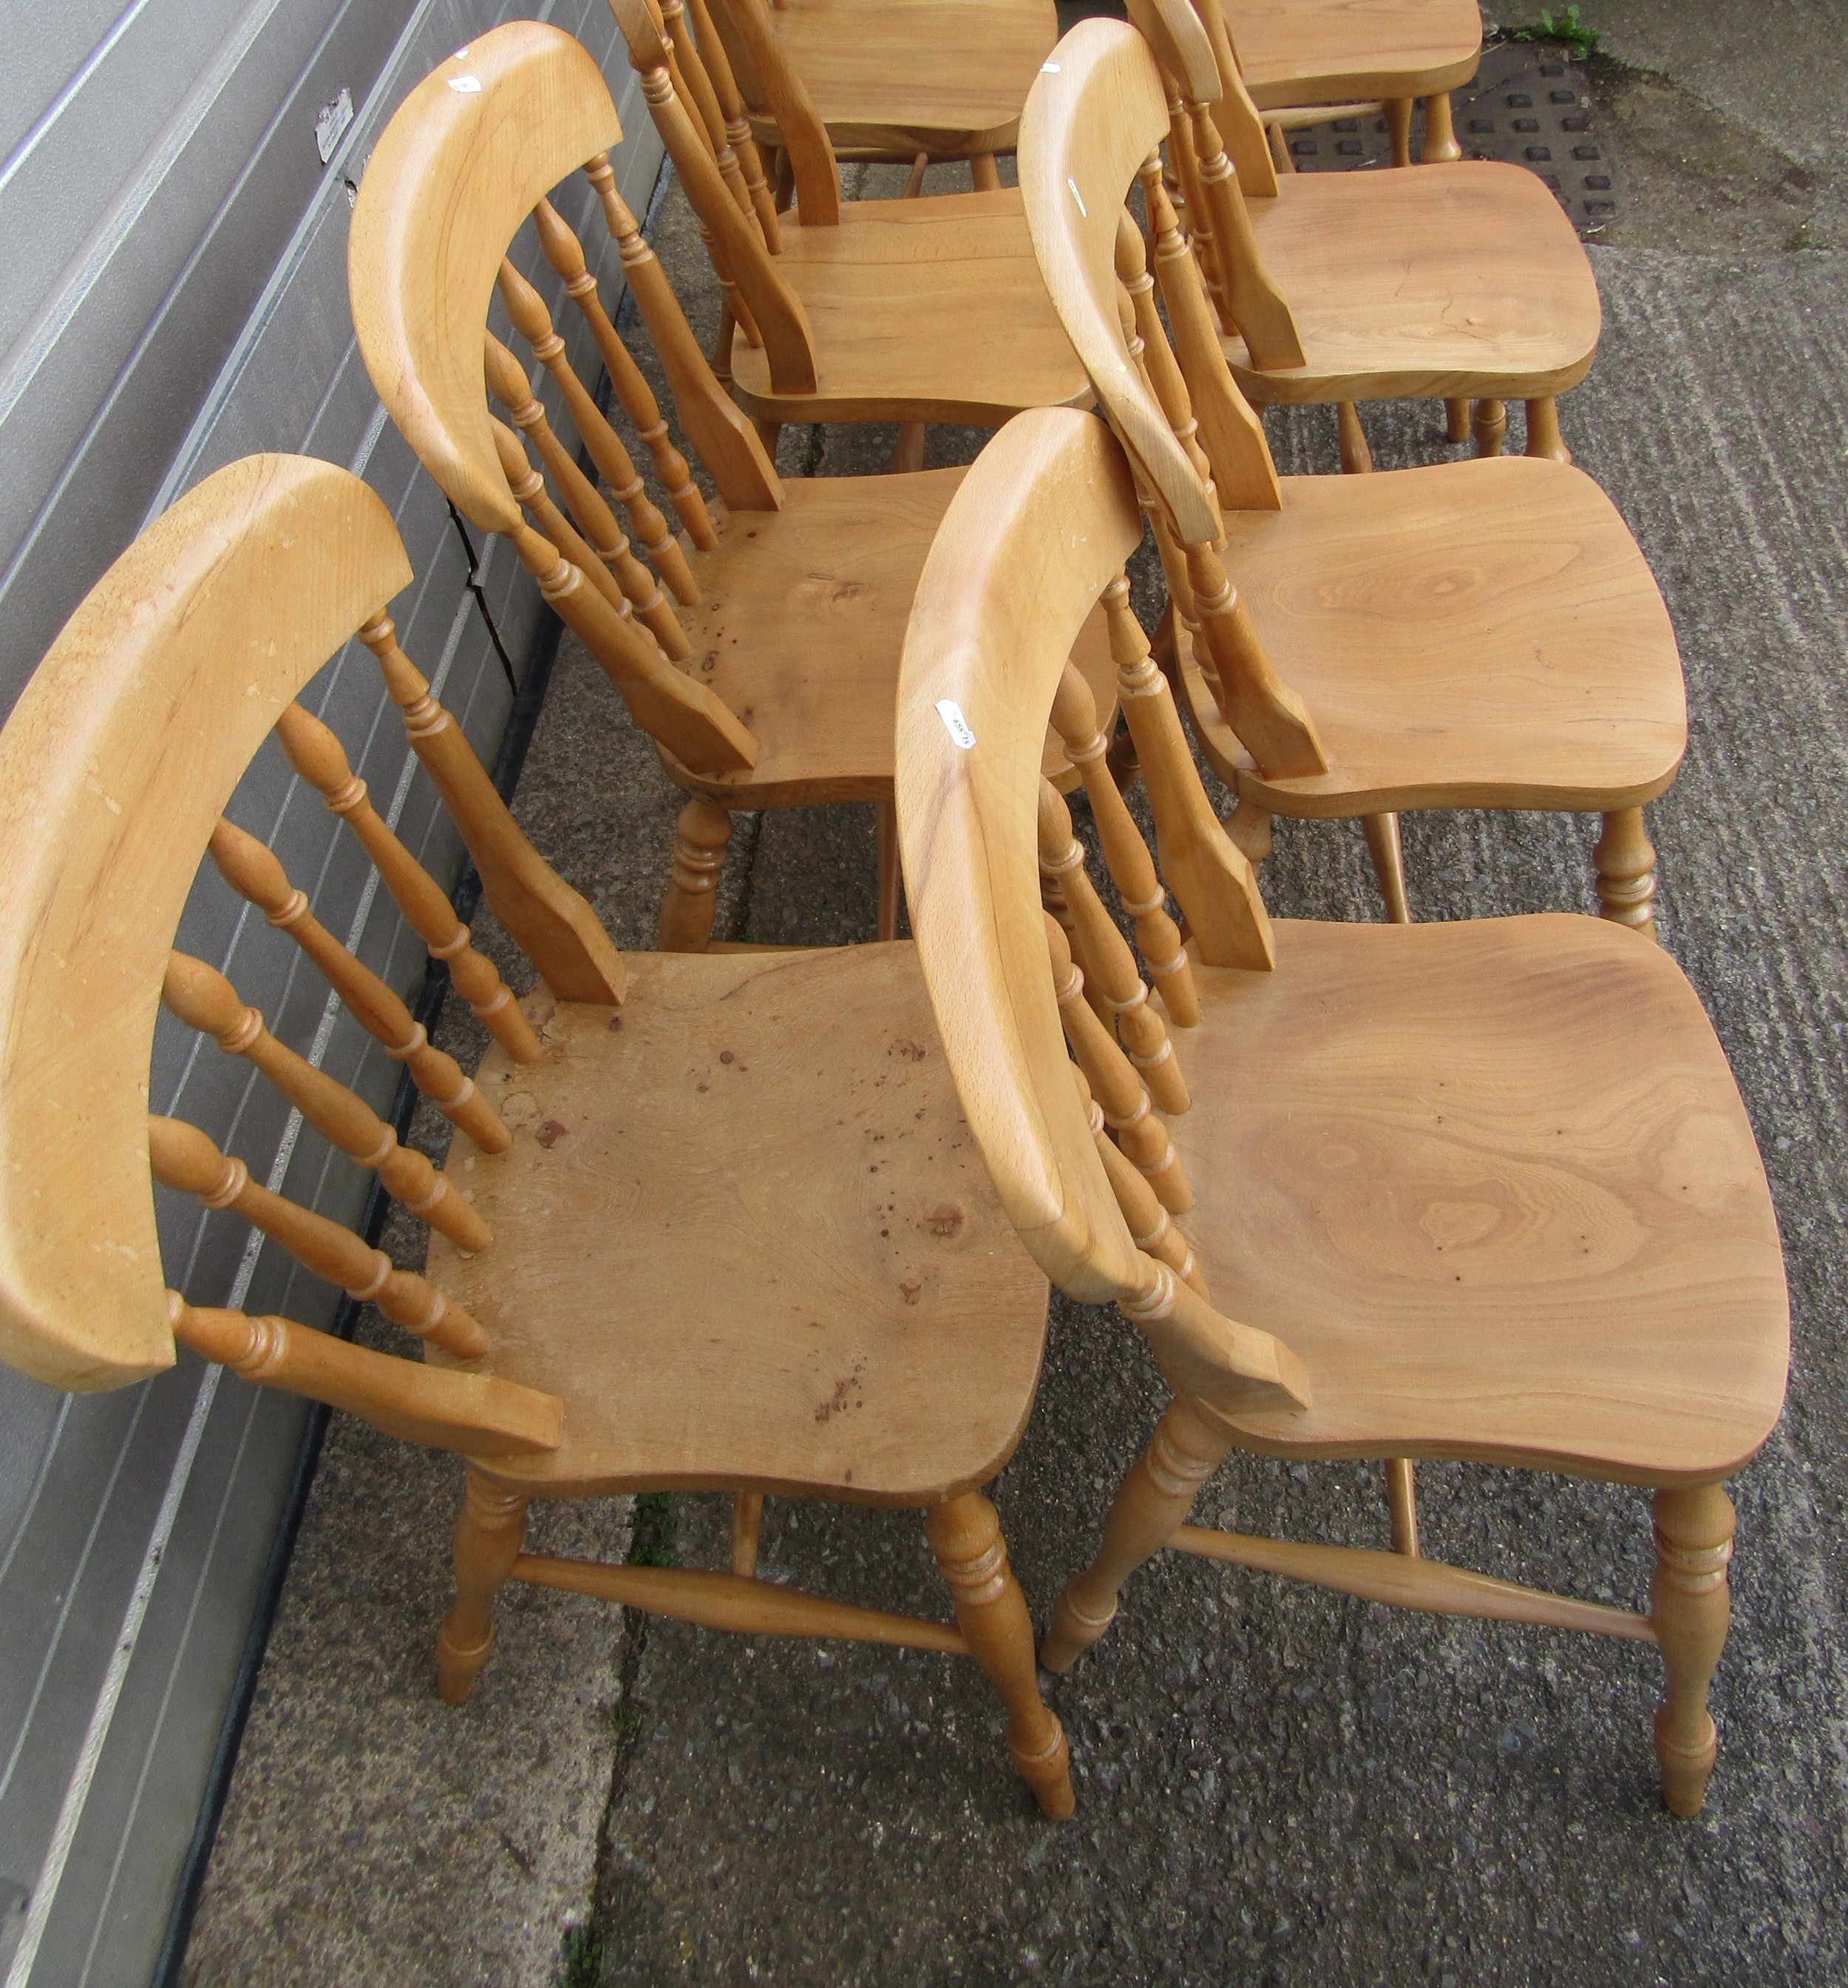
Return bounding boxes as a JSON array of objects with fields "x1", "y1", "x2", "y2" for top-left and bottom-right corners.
[
  {"x1": 1172, "y1": 915, "x2": 1788, "y2": 1482},
  {"x1": 1177, "y1": 455, "x2": 1685, "y2": 813},
  {"x1": 1226, "y1": 163, "x2": 1600, "y2": 403},
  {"x1": 729, "y1": 189, "x2": 1091, "y2": 425},
  {"x1": 1228, "y1": 0, "x2": 1481, "y2": 108},
  {"x1": 662, "y1": 467, "x2": 1116, "y2": 804},
  {"x1": 426, "y1": 945, "x2": 1049, "y2": 1500},
  {"x1": 750, "y1": 0, "x2": 1056, "y2": 155}
]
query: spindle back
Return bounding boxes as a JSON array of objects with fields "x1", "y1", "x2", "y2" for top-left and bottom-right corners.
[
  {"x1": 897, "y1": 409, "x2": 1305, "y2": 1413},
  {"x1": 349, "y1": 20, "x2": 765, "y2": 781},
  {"x1": 0, "y1": 453, "x2": 589, "y2": 1459}
]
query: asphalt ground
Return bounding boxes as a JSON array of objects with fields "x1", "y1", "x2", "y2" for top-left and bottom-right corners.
[{"x1": 184, "y1": 10, "x2": 1848, "y2": 1983}]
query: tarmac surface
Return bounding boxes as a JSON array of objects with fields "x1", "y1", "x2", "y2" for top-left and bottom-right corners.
[{"x1": 183, "y1": 7, "x2": 1848, "y2": 1984}]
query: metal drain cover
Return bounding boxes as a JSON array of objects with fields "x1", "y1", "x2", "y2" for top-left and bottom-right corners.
[{"x1": 1278, "y1": 41, "x2": 1620, "y2": 237}]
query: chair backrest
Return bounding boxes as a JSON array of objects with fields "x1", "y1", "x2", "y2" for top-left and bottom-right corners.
[
  {"x1": 349, "y1": 21, "x2": 772, "y2": 783},
  {"x1": 699, "y1": 0, "x2": 843, "y2": 225},
  {"x1": 1020, "y1": 18, "x2": 1327, "y2": 781},
  {"x1": 604, "y1": 0, "x2": 826, "y2": 388},
  {"x1": 0, "y1": 452, "x2": 608, "y2": 1456},
  {"x1": 896, "y1": 408, "x2": 1308, "y2": 1419}
]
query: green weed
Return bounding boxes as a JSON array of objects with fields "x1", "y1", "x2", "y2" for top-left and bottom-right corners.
[
  {"x1": 559, "y1": 1922, "x2": 605, "y2": 1988},
  {"x1": 628, "y1": 1490, "x2": 678, "y2": 1568},
  {"x1": 1501, "y1": 7, "x2": 1601, "y2": 59}
]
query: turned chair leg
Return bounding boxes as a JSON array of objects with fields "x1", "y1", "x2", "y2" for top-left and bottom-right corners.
[
  {"x1": 1223, "y1": 799, "x2": 1273, "y2": 866},
  {"x1": 875, "y1": 796, "x2": 902, "y2": 940},
  {"x1": 1593, "y1": 806, "x2": 1659, "y2": 940},
  {"x1": 1384, "y1": 97, "x2": 1413, "y2": 169},
  {"x1": 971, "y1": 152, "x2": 1002, "y2": 192},
  {"x1": 1525, "y1": 396, "x2": 1572, "y2": 463},
  {"x1": 1472, "y1": 398, "x2": 1507, "y2": 458},
  {"x1": 1362, "y1": 812, "x2": 1411, "y2": 923},
  {"x1": 1444, "y1": 398, "x2": 1472, "y2": 444},
  {"x1": 925, "y1": 1492, "x2": 1074, "y2": 1819},
  {"x1": 1042, "y1": 1396, "x2": 1232, "y2": 1674},
  {"x1": 1385, "y1": 1459, "x2": 1419, "y2": 1556},
  {"x1": 436, "y1": 1468, "x2": 529, "y2": 1703},
  {"x1": 1421, "y1": 92, "x2": 1461, "y2": 164},
  {"x1": 1651, "y1": 1483, "x2": 1735, "y2": 1816},
  {"x1": 1336, "y1": 401, "x2": 1374, "y2": 474},
  {"x1": 657, "y1": 798, "x2": 733, "y2": 951},
  {"x1": 891, "y1": 422, "x2": 926, "y2": 474},
  {"x1": 730, "y1": 1490, "x2": 765, "y2": 1576}
]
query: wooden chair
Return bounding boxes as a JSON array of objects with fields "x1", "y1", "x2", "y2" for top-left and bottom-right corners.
[
  {"x1": 1226, "y1": 0, "x2": 1481, "y2": 172},
  {"x1": 602, "y1": 0, "x2": 1090, "y2": 444},
  {"x1": 1129, "y1": 0, "x2": 1597, "y2": 466},
  {"x1": 347, "y1": 20, "x2": 1115, "y2": 949},
  {"x1": 0, "y1": 449, "x2": 1076, "y2": 1820},
  {"x1": 896, "y1": 406, "x2": 1789, "y2": 1819},
  {"x1": 1019, "y1": 15, "x2": 1683, "y2": 931},
  {"x1": 713, "y1": 0, "x2": 1061, "y2": 172}
]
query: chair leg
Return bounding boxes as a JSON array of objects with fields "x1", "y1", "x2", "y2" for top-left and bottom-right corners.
[
  {"x1": 657, "y1": 798, "x2": 733, "y2": 951},
  {"x1": 1386, "y1": 1459, "x2": 1419, "y2": 1556},
  {"x1": 900, "y1": 151, "x2": 930, "y2": 198},
  {"x1": 1444, "y1": 398, "x2": 1472, "y2": 444},
  {"x1": 1385, "y1": 97, "x2": 1413, "y2": 169},
  {"x1": 1651, "y1": 1483, "x2": 1734, "y2": 1816},
  {"x1": 772, "y1": 146, "x2": 795, "y2": 214},
  {"x1": 1362, "y1": 812, "x2": 1411, "y2": 923},
  {"x1": 436, "y1": 1469, "x2": 529, "y2": 1703},
  {"x1": 1524, "y1": 396, "x2": 1572, "y2": 464},
  {"x1": 1593, "y1": 806, "x2": 1658, "y2": 940},
  {"x1": 1336, "y1": 401, "x2": 1374, "y2": 474},
  {"x1": 1223, "y1": 799, "x2": 1273, "y2": 866},
  {"x1": 1421, "y1": 92, "x2": 1461, "y2": 164},
  {"x1": 753, "y1": 418, "x2": 782, "y2": 461},
  {"x1": 971, "y1": 152, "x2": 1002, "y2": 192},
  {"x1": 730, "y1": 1491, "x2": 764, "y2": 1576},
  {"x1": 875, "y1": 796, "x2": 902, "y2": 940},
  {"x1": 1472, "y1": 398, "x2": 1507, "y2": 458},
  {"x1": 1268, "y1": 121, "x2": 1295, "y2": 174},
  {"x1": 925, "y1": 1492, "x2": 1074, "y2": 1819},
  {"x1": 891, "y1": 422, "x2": 926, "y2": 474},
  {"x1": 1041, "y1": 1396, "x2": 1232, "y2": 1674}
]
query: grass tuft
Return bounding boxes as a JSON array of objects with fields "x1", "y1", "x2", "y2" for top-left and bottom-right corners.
[
  {"x1": 1500, "y1": 7, "x2": 1601, "y2": 59},
  {"x1": 628, "y1": 1490, "x2": 677, "y2": 1568},
  {"x1": 559, "y1": 1923, "x2": 604, "y2": 1988}
]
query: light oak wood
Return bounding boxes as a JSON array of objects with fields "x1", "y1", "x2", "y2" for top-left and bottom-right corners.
[
  {"x1": 729, "y1": 1489, "x2": 765, "y2": 1575},
  {"x1": 605, "y1": 0, "x2": 1089, "y2": 429},
  {"x1": 899, "y1": 405, "x2": 1787, "y2": 1814},
  {"x1": 0, "y1": 456, "x2": 410, "y2": 1388},
  {"x1": 274, "y1": 705, "x2": 540, "y2": 1065},
  {"x1": 360, "y1": 615, "x2": 630, "y2": 1005},
  {"x1": 160, "y1": 951, "x2": 493, "y2": 1254},
  {"x1": 0, "y1": 449, "x2": 1070, "y2": 1819},
  {"x1": 149, "y1": 1116, "x2": 490, "y2": 1359},
  {"x1": 1223, "y1": 0, "x2": 1481, "y2": 111},
  {"x1": 169, "y1": 1295, "x2": 557, "y2": 1456},
  {"x1": 1022, "y1": 27, "x2": 1687, "y2": 919},
  {"x1": 721, "y1": 0, "x2": 1059, "y2": 162},
  {"x1": 206, "y1": 819, "x2": 510, "y2": 1153}
]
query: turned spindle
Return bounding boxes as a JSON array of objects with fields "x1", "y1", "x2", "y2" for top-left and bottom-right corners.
[
  {"x1": 1101, "y1": 578, "x2": 1274, "y2": 972},
  {"x1": 1049, "y1": 660, "x2": 1198, "y2": 1027},
  {"x1": 207, "y1": 820, "x2": 509, "y2": 1154},
  {"x1": 149, "y1": 1116, "x2": 489, "y2": 1357},
  {"x1": 483, "y1": 328, "x2": 691, "y2": 657},
  {"x1": 357, "y1": 614, "x2": 631, "y2": 1005},
  {"x1": 530, "y1": 197, "x2": 719, "y2": 549},
  {"x1": 274, "y1": 705, "x2": 540, "y2": 1063},
  {"x1": 1038, "y1": 781, "x2": 1189, "y2": 1115},
  {"x1": 1044, "y1": 915, "x2": 1191, "y2": 1215},
  {"x1": 160, "y1": 951, "x2": 491, "y2": 1252},
  {"x1": 682, "y1": 0, "x2": 782, "y2": 248},
  {"x1": 656, "y1": 797, "x2": 735, "y2": 951},
  {"x1": 1651, "y1": 1483, "x2": 1735, "y2": 1816},
  {"x1": 491, "y1": 415, "x2": 639, "y2": 625},
  {"x1": 493, "y1": 265, "x2": 697, "y2": 606},
  {"x1": 1594, "y1": 807, "x2": 1659, "y2": 940},
  {"x1": 1072, "y1": 1067, "x2": 1206, "y2": 1299}
]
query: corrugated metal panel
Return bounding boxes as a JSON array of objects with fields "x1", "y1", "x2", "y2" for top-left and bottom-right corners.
[{"x1": 0, "y1": 0, "x2": 662, "y2": 1979}]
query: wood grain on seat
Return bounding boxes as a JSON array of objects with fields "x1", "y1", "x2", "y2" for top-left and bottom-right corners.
[
  {"x1": 665, "y1": 467, "x2": 1115, "y2": 805},
  {"x1": 428, "y1": 946, "x2": 1050, "y2": 1501},
  {"x1": 760, "y1": 0, "x2": 1058, "y2": 155},
  {"x1": 1226, "y1": 0, "x2": 1481, "y2": 107},
  {"x1": 1183, "y1": 455, "x2": 1685, "y2": 814},
  {"x1": 727, "y1": 190, "x2": 1092, "y2": 425},
  {"x1": 1173, "y1": 915, "x2": 1788, "y2": 1482},
  {"x1": 1225, "y1": 161, "x2": 1600, "y2": 403}
]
